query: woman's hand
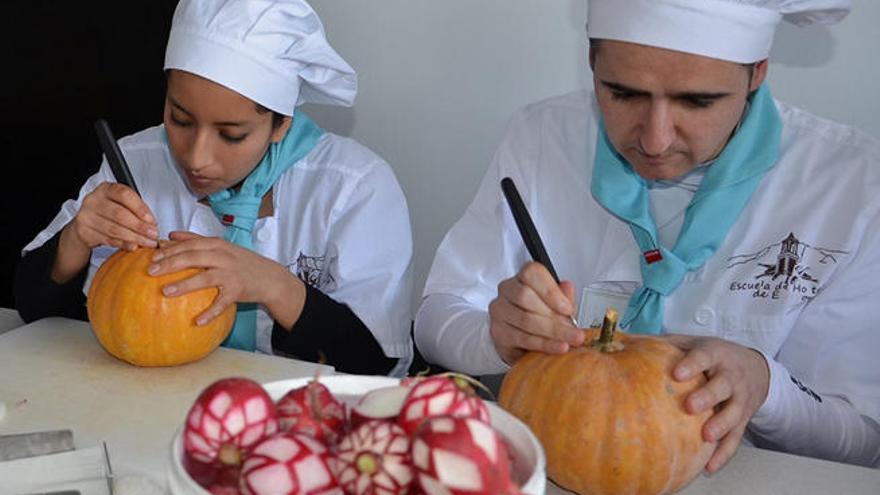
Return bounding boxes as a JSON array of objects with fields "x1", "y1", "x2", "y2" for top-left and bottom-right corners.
[
  {"x1": 148, "y1": 231, "x2": 305, "y2": 326},
  {"x1": 53, "y1": 183, "x2": 158, "y2": 283},
  {"x1": 69, "y1": 182, "x2": 158, "y2": 251},
  {"x1": 489, "y1": 261, "x2": 583, "y2": 365},
  {"x1": 663, "y1": 335, "x2": 771, "y2": 473}
]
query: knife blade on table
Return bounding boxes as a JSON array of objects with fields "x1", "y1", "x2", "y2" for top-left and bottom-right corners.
[{"x1": 0, "y1": 429, "x2": 75, "y2": 461}]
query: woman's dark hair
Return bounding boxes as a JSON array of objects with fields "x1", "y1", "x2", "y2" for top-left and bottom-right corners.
[
  {"x1": 255, "y1": 104, "x2": 287, "y2": 129},
  {"x1": 165, "y1": 70, "x2": 287, "y2": 129}
]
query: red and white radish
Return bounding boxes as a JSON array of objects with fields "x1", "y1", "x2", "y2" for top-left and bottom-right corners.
[
  {"x1": 207, "y1": 485, "x2": 242, "y2": 495},
  {"x1": 240, "y1": 432, "x2": 341, "y2": 495},
  {"x1": 184, "y1": 378, "x2": 279, "y2": 487},
  {"x1": 335, "y1": 420, "x2": 414, "y2": 495},
  {"x1": 410, "y1": 416, "x2": 520, "y2": 495},
  {"x1": 350, "y1": 385, "x2": 412, "y2": 429},
  {"x1": 397, "y1": 375, "x2": 489, "y2": 435},
  {"x1": 277, "y1": 380, "x2": 347, "y2": 445}
]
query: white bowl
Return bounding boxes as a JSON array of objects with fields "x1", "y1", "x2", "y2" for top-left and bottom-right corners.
[{"x1": 168, "y1": 375, "x2": 546, "y2": 495}]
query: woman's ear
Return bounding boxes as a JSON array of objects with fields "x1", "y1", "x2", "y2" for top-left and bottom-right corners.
[
  {"x1": 271, "y1": 115, "x2": 293, "y2": 143},
  {"x1": 750, "y1": 59, "x2": 769, "y2": 92}
]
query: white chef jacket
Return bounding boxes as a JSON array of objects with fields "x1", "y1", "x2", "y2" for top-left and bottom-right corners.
[
  {"x1": 25, "y1": 125, "x2": 414, "y2": 375},
  {"x1": 416, "y1": 90, "x2": 880, "y2": 466}
]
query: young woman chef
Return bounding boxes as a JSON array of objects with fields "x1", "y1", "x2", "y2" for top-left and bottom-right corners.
[{"x1": 15, "y1": 0, "x2": 414, "y2": 376}]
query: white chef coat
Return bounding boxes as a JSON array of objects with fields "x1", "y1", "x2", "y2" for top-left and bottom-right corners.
[
  {"x1": 25, "y1": 124, "x2": 414, "y2": 374},
  {"x1": 416, "y1": 90, "x2": 880, "y2": 465}
]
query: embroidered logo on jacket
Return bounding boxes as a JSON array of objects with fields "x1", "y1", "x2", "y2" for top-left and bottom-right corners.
[
  {"x1": 292, "y1": 252, "x2": 335, "y2": 291},
  {"x1": 726, "y1": 233, "x2": 847, "y2": 303}
]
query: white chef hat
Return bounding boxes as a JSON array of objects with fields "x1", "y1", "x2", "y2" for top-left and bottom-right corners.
[
  {"x1": 164, "y1": 0, "x2": 357, "y2": 116},
  {"x1": 587, "y1": 0, "x2": 852, "y2": 63}
]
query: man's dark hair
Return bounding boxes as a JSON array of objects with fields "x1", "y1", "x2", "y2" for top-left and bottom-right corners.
[{"x1": 590, "y1": 38, "x2": 757, "y2": 80}]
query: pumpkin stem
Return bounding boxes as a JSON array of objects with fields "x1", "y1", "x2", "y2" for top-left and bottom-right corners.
[{"x1": 590, "y1": 308, "x2": 624, "y2": 353}]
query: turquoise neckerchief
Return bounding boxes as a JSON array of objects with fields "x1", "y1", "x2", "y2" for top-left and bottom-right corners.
[
  {"x1": 209, "y1": 110, "x2": 324, "y2": 351},
  {"x1": 591, "y1": 83, "x2": 782, "y2": 334}
]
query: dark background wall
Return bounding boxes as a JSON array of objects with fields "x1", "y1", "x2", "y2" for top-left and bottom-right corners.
[{"x1": 1, "y1": 1, "x2": 179, "y2": 309}]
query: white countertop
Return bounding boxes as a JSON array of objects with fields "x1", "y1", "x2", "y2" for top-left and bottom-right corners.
[
  {"x1": 0, "y1": 307, "x2": 23, "y2": 335},
  {"x1": 0, "y1": 317, "x2": 330, "y2": 489},
  {"x1": 0, "y1": 317, "x2": 877, "y2": 494},
  {"x1": 546, "y1": 445, "x2": 880, "y2": 495}
]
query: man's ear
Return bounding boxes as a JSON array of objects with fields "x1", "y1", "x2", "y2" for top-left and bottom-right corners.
[
  {"x1": 750, "y1": 59, "x2": 769, "y2": 91},
  {"x1": 271, "y1": 116, "x2": 293, "y2": 143}
]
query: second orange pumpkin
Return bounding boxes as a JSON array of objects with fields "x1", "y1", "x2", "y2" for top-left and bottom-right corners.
[{"x1": 498, "y1": 315, "x2": 714, "y2": 495}]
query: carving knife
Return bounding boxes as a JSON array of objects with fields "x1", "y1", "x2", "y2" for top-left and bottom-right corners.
[{"x1": 0, "y1": 429, "x2": 75, "y2": 461}]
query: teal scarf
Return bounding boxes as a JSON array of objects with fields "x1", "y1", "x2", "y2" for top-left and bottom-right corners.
[
  {"x1": 591, "y1": 84, "x2": 782, "y2": 334},
  {"x1": 209, "y1": 110, "x2": 324, "y2": 350}
]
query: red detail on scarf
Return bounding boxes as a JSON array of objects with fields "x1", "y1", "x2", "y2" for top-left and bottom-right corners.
[{"x1": 644, "y1": 249, "x2": 663, "y2": 264}]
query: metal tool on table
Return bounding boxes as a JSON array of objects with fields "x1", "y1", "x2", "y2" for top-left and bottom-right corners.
[
  {"x1": 0, "y1": 429, "x2": 75, "y2": 461},
  {"x1": 0, "y1": 433, "x2": 114, "y2": 495},
  {"x1": 501, "y1": 177, "x2": 580, "y2": 327},
  {"x1": 102, "y1": 441, "x2": 115, "y2": 495},
  {"x1": 23, "y1": 491, "x2": 81, "y2": 495}
]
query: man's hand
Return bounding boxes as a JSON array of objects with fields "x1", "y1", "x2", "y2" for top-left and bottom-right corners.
[
  {"x1": 489, "y1": 261, "x2": 584, "y2": 365},
  {"x1": 664, "y1": 335, "x2": 771, "y2": 472}
]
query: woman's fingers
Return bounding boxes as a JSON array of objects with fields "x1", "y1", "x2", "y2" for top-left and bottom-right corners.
[
  {"x1": 168, "y1": 230, "x2": 203, "y2": 242},
  {"x1": 77, "y1": 182, "x2": 158, "y2": 248}
]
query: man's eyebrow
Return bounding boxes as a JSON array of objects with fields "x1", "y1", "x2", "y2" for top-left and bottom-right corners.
[
  {"x1": 168, "y1": 97, "x2": 247, "y2": 126},
  {"x1": 670, "y1": 90, "x2": 732, "y2": 100},
  {"x1": 600, "y1": 80, "x2": 732, "y2": 100},
  {"x1": 600, "y1": 80, "x2": 650, "y2": 96}
]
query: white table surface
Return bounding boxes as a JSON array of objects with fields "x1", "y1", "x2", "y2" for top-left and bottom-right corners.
[
  {"x1": 1, "y1": 317, "x2": 877, "y2": 494},
  {"x1": 545, "y1": 445, "x2": 880, "y2": 495},
  {"x1": 0, "y1": 317, "x2": 331, "y2": 491},
  {"x1": 0, "y1": 307, "x2": 24, "y2": 335}
]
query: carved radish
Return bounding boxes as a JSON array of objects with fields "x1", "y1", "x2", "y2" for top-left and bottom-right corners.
[
  {"x1": 350, "y1": 385, "x2": 412, "y2": 429},
  {"x1": 240, "y1": 432, "x2": 341, "y2": 495},
  {"x1": 183, "y1": 378, "x2": 279, "y2": 487},
  {"x1": 397, "y1": 375, "x2": 490, "y2": 435},
  {"x1": 207, "y1": 485, "x2": 242, "y2": 495},
  {"x1": 277, "y1": 380, "x2": 347, "y2": 445},
  {"x1": 410, "y1": 416, "x2": 520, "y2": 495},
  {"x1": 335, "y1": 420, "x2": 414, "y2": 495}
]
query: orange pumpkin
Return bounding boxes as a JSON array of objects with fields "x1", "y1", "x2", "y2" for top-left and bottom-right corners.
[
  {"x1": 498, "y1": 311, "x2": 714, "y2": 495},
  {"x1": 86, "y1": 245, "x2": 235, "y2": 367}
]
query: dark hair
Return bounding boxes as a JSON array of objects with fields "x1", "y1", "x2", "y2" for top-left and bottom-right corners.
[
  {"x1": 164, "y1": 70, "x2": 287, "y2": 129},
  {"x1": 590, "y1": 38, "x2": 757, "y2": 74},
  {"x1": 255, "y1": 104, "x2": 287, "y2": 129}
]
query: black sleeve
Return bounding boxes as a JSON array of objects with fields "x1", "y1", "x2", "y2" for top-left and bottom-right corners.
[
  {"x1": 271, "y1": 283, "x2": 398, "y2": 375},
  {"x1": 13, "y1": 232, "x2": 89, "y2": 323}
]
